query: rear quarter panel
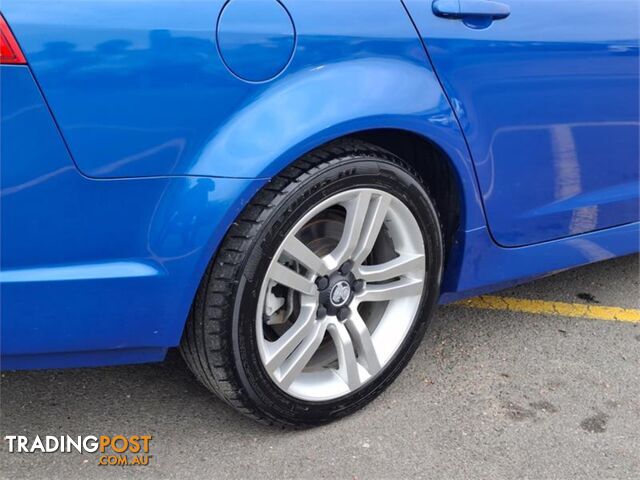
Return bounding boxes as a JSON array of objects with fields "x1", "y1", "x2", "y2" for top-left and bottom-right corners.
[{"x1": 1, "y1": 0, "x2": 478, "y2": 214}]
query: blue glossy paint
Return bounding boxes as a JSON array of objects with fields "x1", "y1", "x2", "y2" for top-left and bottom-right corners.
[
  {"x1": 1, "y1": 0, "x2": 638, "y2": 370},
  {"x1": 217, "y1": 0, "x2": 295, "y2": 82},
  {"x1": 1, "y1": 65, "x2": 264, "y2": 364},
  {"x1": 440, "y1": 222, "x2": 640, "y2": 304},
  {"x1": 404, "y1": 0, "x2": 640, "y2": 246},
  {"x1": 1, "y1": 0, "x2": 481, "y2": 197}
]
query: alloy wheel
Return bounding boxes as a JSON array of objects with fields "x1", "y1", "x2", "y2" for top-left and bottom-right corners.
[{"x1": 256, "y1": 188, "x2": 426, "y2": 401}]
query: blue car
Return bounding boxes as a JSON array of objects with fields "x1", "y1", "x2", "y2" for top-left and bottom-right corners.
[{"x1": 1, "y1": 0, "x2": 638, "y2": 425}]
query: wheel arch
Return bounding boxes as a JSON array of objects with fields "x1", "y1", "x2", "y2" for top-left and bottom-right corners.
[{"x1": 187, "y1": 56, "x2": 486, "y2": 239}]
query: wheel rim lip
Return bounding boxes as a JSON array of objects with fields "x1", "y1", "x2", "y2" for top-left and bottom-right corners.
[{"x1": 256, "y1": 187, "x2": 426, "y2": 402}]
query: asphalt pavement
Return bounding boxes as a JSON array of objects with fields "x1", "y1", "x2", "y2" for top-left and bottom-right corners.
[{"x1": 1, "y1": 254, "x2": 638, "y2": 480}]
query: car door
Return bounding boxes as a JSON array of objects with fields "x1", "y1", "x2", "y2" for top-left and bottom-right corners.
[{"x1": 403, "y1": 0, "x2": 640, "y2": 246}]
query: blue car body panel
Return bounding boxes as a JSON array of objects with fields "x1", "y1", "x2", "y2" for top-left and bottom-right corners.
[
  {"x1": 1, "y1": 0, "x2": 479, "y2": 192},
  {"x1": 1, "y1": 0, "x2": 638, "y2": 370},
  {"x1": 1, "y1": 65, "x2": 265, "y2": 368},
  {"x1": 404, "y1": 0, "x2": 640, "y2": 246}
]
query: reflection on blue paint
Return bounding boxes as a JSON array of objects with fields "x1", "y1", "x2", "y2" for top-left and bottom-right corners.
[{"x1": 0, "y1": 261, "x2": 162, "y2": 283}]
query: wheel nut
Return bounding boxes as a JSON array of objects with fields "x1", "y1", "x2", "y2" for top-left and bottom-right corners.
[
  {"x1": 316, "y1": 305, "x2": 327, "y2": 319},
  {"x1": 339, "y1": 260, "x2": 353, "y2": 275},
  {"x1": 336, "y1": 307, "x2": 350, "y2": 321},
  {"x1": 353, "y1": 279, "x2": 365, "y2": 293},
  {"x1": 315, "y1": 276, "x2": 329, "y2": 290}
]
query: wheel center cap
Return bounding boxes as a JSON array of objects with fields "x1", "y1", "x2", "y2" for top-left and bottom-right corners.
[
  {"x1": 318, "y1": 271, "x2": 356, "y2": 315},
  {"x1": 329, "y1": 280, "x2": 351, "y2": 307}
]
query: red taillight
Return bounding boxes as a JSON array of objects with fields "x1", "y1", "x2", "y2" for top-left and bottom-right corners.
[{"x1": 0, "y1": 14, "x2": 26, "y2": 64}]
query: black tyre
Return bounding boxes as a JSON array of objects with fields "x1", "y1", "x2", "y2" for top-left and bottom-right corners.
[{"x1": 180, "y1": 139, "x2": 443, "y2": 426}]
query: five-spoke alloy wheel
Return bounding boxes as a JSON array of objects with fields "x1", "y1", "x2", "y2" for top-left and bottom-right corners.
[{"x1": 181, "y1": 140, "x2": 443, "y2": 426}]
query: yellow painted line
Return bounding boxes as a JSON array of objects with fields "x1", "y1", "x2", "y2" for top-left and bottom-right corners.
[{"x1": 456, "y1": 295, "x2": 640, "y2": 323}]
